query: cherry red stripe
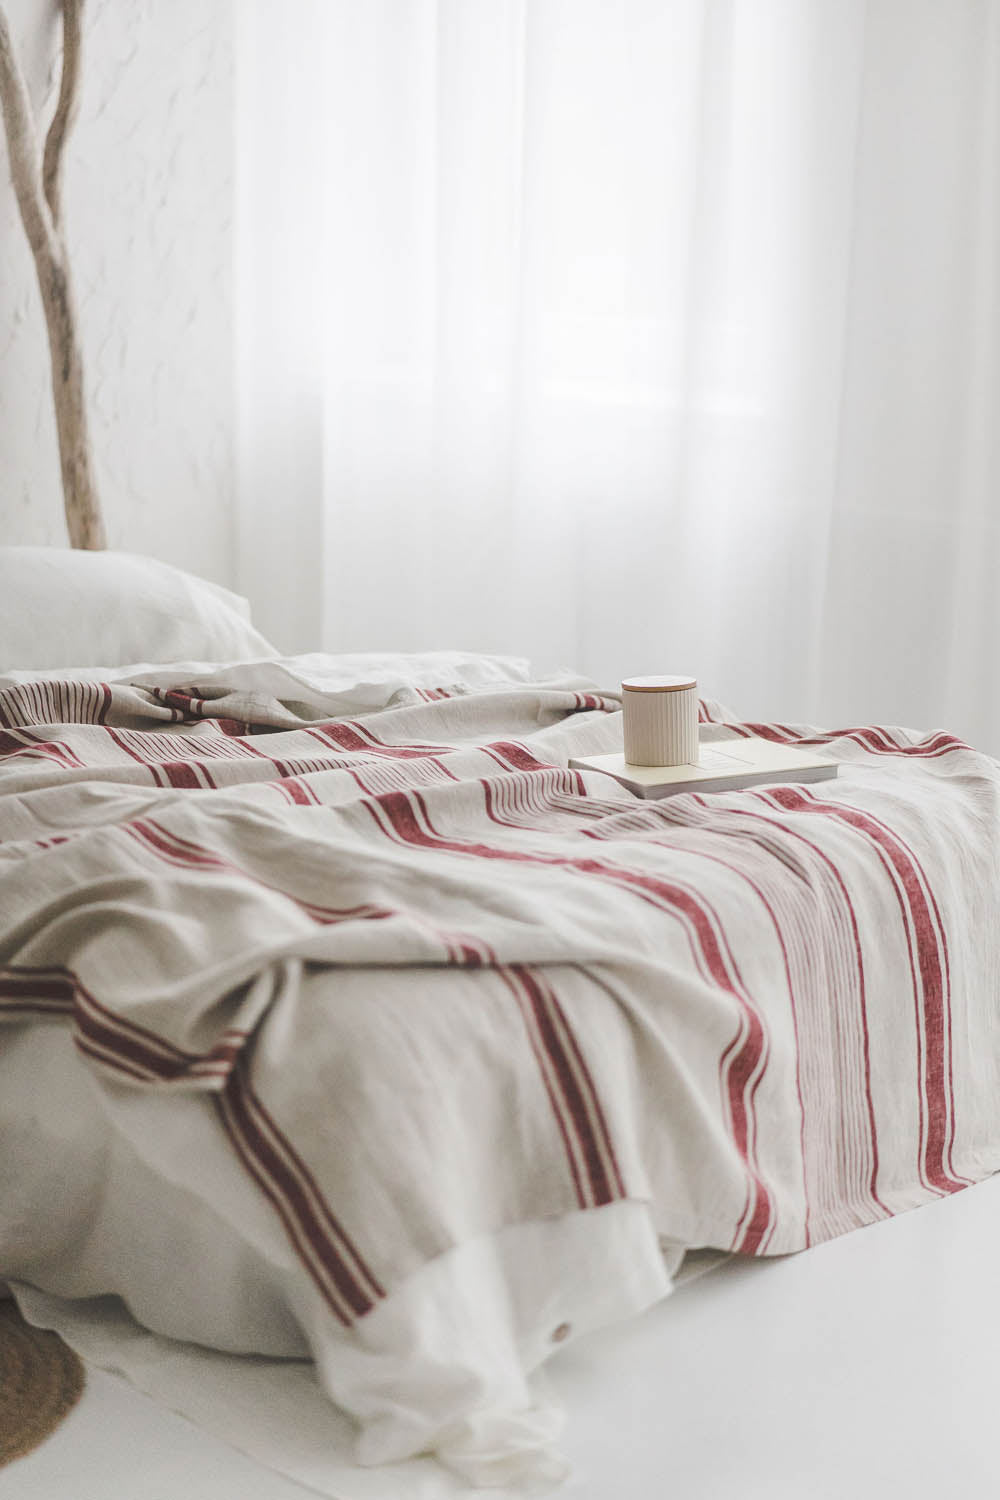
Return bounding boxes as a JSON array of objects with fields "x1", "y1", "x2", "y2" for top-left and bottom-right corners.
[
  {"x1": 733, "y1": 792, "x2": 888, "y2": 1219},
  {"x1": 533, "y1": 968, "x2": 627, "y2": 1201},
  {"x1": 766, "y1": 786, "x2": 963, "y2": 1195},
  {"x1": 516, "y1": 967, "x2": 617, "y2": 1207},
  {"x1": 216, "y1": 1054, "x2": 383, "y2": 1322},
  {"x1": 498, "y1": 967, "x2": 588, "y2": 1206}
]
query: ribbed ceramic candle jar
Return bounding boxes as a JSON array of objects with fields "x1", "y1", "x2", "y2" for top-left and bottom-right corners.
[{"x1": 622, "y1": 675, "x2": 699, "y2": 767}]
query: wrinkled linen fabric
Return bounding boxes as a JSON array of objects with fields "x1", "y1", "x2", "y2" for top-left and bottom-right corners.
[
  {"x1": 2, "y1": 654, "x2": 1000, "y2": 1485},
  {"x1": 5, "y1": 1028, "x2": 671, "y2": 1498}
]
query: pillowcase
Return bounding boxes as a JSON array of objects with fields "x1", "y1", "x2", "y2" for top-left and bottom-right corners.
[{"x1": 0, "y1": 548, "x2": 276, "y2": 671}]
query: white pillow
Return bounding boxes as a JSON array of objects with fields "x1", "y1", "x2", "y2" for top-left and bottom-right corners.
[{"x1": 0, "y1": 548, "x2": 276, "y2": 671}]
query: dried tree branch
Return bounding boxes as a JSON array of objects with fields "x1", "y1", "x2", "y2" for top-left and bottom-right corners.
[
  {"x1": 42, "y1": 0, "x2": 82, "y2": 227},
  {"x1": 0, "y1": 0, "x2": 106, "y2": 550}
]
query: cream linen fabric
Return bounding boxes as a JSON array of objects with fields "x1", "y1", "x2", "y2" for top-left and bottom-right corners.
[{"x1": 2, "y1": 655, "x2": 1000, "y2": 1485}]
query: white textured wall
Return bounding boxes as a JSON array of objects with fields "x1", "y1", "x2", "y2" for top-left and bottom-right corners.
[{"x1": 0, "y1": 0, "x2": 234, "y2": 587}]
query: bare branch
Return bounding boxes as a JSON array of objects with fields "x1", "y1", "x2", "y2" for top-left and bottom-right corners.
[
  {"x1": 0, "y1": 0, "x2": 106, "y2": 549},
  {"x1": 42, "y1": 0, "x2": 83, "y2": 227}
]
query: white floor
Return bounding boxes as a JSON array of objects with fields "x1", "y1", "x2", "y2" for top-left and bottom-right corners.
[{"x1": 8, "y1": 1173, "x2": 1000, "y2": 1500}]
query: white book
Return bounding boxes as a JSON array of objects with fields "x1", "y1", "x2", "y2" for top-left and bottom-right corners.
[{"x1": 569, "y1": 737, "x2": 838, "y2": 799}]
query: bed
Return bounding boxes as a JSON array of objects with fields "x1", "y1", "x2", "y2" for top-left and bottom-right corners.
[{"x1": 3, "y1": 547, "x2": 1000, "y2": 1496}]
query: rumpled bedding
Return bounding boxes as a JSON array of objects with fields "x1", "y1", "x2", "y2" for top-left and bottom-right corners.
[{"x1": 2, "y1": 652, "x2": 1000, "y2": 1489}]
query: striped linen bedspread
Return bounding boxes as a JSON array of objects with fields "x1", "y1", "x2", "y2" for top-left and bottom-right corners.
[{"x1": 2, "y1": 654, "x2": 1000, "y2": 1488}]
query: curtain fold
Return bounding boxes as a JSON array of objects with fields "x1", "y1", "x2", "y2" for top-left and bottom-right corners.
[{"x1": 237, "y1": 0, "x2": 1000, "y2": 751}]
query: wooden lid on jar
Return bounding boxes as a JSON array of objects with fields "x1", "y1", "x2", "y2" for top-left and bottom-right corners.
[{"x1": 621, "y1": 675, "x2": 697, "y2": 693}]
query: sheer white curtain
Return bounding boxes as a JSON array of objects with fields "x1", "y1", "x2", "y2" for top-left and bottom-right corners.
[{"x1": 237, "y1": 0, "x2": 1000, "y2": 749}]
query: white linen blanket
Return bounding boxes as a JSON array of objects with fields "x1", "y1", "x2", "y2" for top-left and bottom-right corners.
[{"x1": 2, "y1": 654, "x2": 1000, "y2": 1486}]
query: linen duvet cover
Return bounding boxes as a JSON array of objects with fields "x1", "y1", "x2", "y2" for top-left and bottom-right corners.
[{"x1": 2, "y1": 651, "x2": 999, "y2": 1491}]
